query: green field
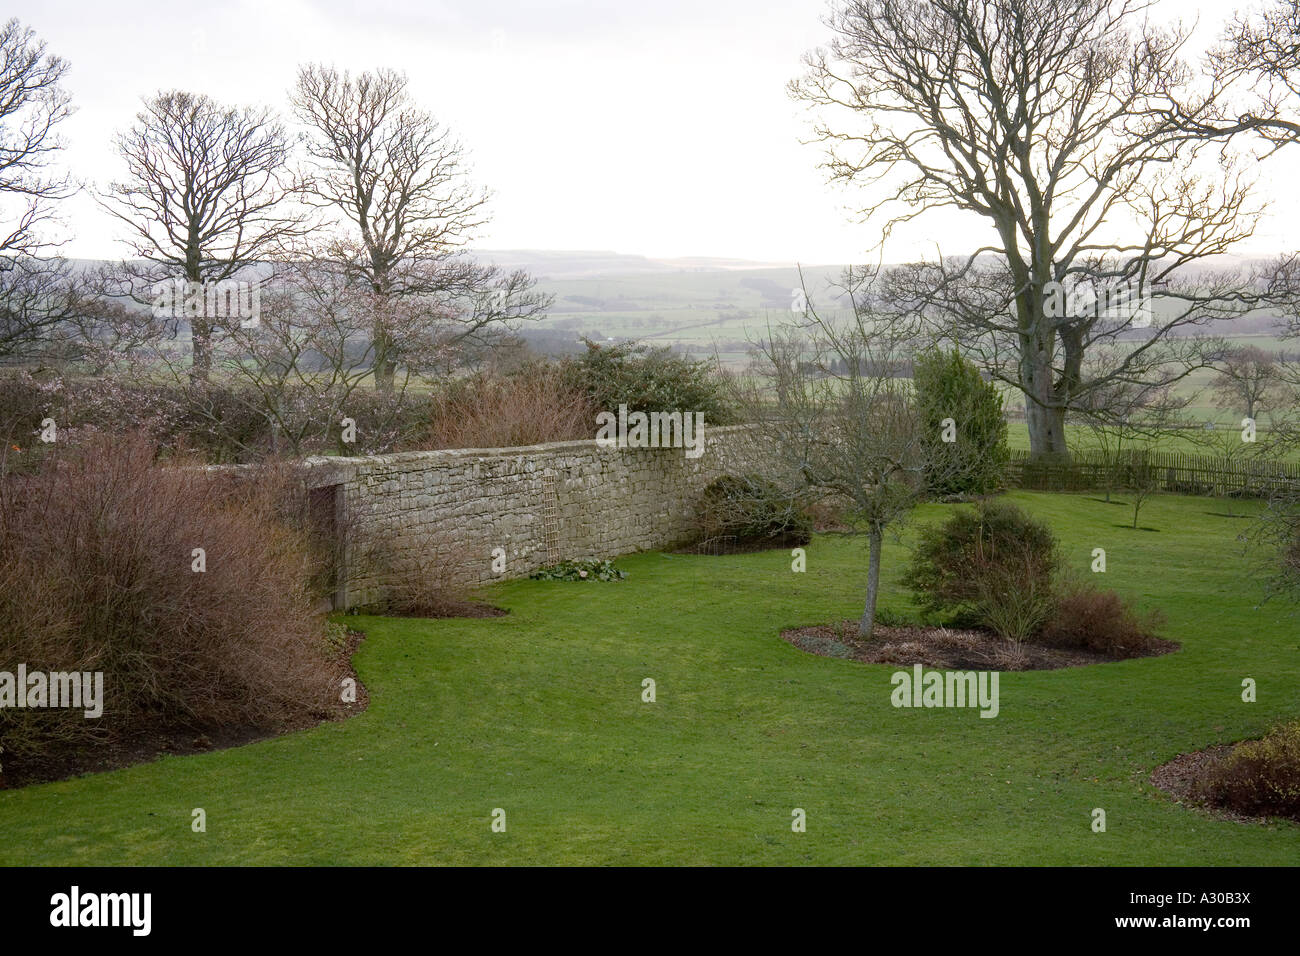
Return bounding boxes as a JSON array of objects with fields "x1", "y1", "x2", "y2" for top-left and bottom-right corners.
[
  {"x1": 1003, "y1": 422, "x2": 1300, "y2": 459},
  {"x1": 2, "y1": 490, "x2": 1296, "y2": 865},
  {"x1": 533, "y1": 265, "x2": 1297, "y2": 379},
  {"x1": 533, "y1": 264, "x2": 852, "y2": 368},
  {"x1": 534, "y1": 266, "x2": 1300, "y2": 453}
]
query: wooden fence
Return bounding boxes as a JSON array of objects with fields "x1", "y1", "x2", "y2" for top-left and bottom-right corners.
[{"x1": 1006, "y1": 449, "x2": 1300, "y2": 498}]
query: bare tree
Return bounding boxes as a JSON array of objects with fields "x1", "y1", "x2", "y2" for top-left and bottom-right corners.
[
  {"x1": 736, "y1": 269, "x2": 966, "y2": 638},
  {"x1": 1069, "y1": 367, "x2": 1190, "y2": 524},
  {"x1": 1069, "y1": 340, "x2": 1196, "y2": 485},
  {"x1": 1188, "y1": 413, "x2": 1286, "y2": 516},
  {"x1": 1212, "y1": 345, "x2": 1282, "y2": 422},
  {"x1": 0, "y1": 18, "x2": 80, "y2": 361},
  {"x1": 97, "y1": 90, "x2": 304, "y2": 383},
  {"x1": 0, "y1": 18, "x2": 71, "y2": 258},
  {"x1": 0, "y1": 257, "x2": 88, "y2": 363},
  {"x1": 291, "y1": 65, "x2": 549, "y2": 392},
  {"x1": 1193, "y1": 0, "x2": 1300, "y2": 146},
  {"x1": 791, "y1": 0, "x2": 1283, "y2": 459},
  {"x1": 212, "y1": 257, "x2": 439, "y2": 456}
]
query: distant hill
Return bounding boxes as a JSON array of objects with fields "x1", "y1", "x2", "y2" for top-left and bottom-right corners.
[
  {"x1": 466, "y1": 249, "x2": 798, "y2": 280},
  {"x1": 63, "y1": 251, "x2": 801, "y2": 283},
  {"x1": 49, "y1": 252, "x2": 1298, "y2": 371}
]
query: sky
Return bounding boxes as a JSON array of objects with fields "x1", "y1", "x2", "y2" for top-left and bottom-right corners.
[{"x1": 10, "y1": 0, "x2": 1299, "y2": 266}]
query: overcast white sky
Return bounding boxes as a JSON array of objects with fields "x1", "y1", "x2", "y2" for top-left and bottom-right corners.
[{"x1": 11, "y1": 0, "x2": 1298, "y2": 265}]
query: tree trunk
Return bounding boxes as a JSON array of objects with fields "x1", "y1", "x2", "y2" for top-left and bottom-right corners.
[
  {"x1": 186, "y1": 250, "x2": 210, "y2": 386},
  {"x1": 372, "y1": 321, "x2": 395, "y2": 394},
  {"x1": 371, "y1": 296, "x2": 396, "y2": 393},
  {"x1": 189, "y1": 317, "x2": 212, "y2": 387},
  {"x1": 1025, "y1": 397, "x2": 1068, "y2": 460},
  {"x1": 1019, "y1": 311, "x2": 1069, "y2": 460},
  {"x1": 858, "y1": 524, "x2": 884, "y2": 640}
]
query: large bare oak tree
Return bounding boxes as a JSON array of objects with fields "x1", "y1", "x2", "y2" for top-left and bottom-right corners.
[{"x1": 792, "y1": 0, "x2": 1289, "y2": 458}]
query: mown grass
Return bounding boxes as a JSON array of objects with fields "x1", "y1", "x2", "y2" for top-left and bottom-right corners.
[{"x1": 1, "y1": 491, "x2": 1296, "y2": 865}]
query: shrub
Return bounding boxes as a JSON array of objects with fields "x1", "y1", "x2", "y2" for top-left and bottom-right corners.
[
  {"x1": 694, "y1": 474, "x2": 814, "y2": 550},
  {"x1": 904, "y1": 502, "x2": 1055, "y2": 629},
  {"x1": 1193, "y1": 720, "x2": 1300, "y2": 819},
  {"x1": 561, "y1": 339, "x2": 735, "y2": 424},
  {"x1": 912, "y1": 348, "x2": 1008, "y2": 497},
  {"x1": 335, "y1": 385, "x2": 431, "y2": 455},
  {"x1": 176, "y1": 382, "x2": 429, "y2": 460},
  {"x1": 530, "y1": 559, "x2": 627, "y2": 581},
  {"x1": 0, "y1": 434, "x2": 340, "y2": 770},
  {"x1": 0, "y1": 371, "x2": 439, "y2": 467},
  {"x1": 426, "y1": 362, "x2": 597, "y2": 450},
  {"x1": 1246, "y1": 491, "x2": 1300, "y2": 604},
  {"x1": 361, "y1": 540, "x2": 507, "y2": 617},
  {"x1": 804, "y1": 495, "x2": 853, "y2": 532},
  {"x1": 1039, "y1": 579, "x2": 1166, "y2": 657},
  {"x1": 907, "y1": 500, "x2": 1171, "y2": 649},
  {"x1": 971, "y1": 562, "x2": 1058, "y2": 642},
  {"x1": 0, "y1": 371, "x2": 190, "y2": 473},
  {"x1": 904, "y1": 498, "x2": 1059, "y2": 639},
  {"x1": 170, "y1": 382, "x2": 282, "y2": 461},
  {"x1": 378, "y1": 572, "x2": 505, "y2": 617}
]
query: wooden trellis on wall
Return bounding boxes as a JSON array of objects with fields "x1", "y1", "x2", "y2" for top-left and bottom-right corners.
[{"x1": 539, "y1": 472, "x2": 561, "y2": 564}]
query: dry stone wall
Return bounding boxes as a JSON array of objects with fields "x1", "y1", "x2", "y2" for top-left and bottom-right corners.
[{"x1": 299, "y1": 425, "x2": 752, "y2": 608}]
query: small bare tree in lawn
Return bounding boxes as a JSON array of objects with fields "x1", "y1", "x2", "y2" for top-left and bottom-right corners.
[
  {"x1": 1069, "y1": 355, "x2": 1193, "y2": 508},
  {"x1": 1189, "y1": 400, "x2": 1287, "y2": 516},
  {"x1": 736, "y1": 268, "x2": 967, "y2": 639},
  {"x1": 96, "y1": 90, "x2": 304, "y2": 384},
  {"x1": 291, "y1": 65, "x2": 549, "y2": 392},
  {"x1": 1073, "y1": 381, "x2": 1171, "y2": 529}
]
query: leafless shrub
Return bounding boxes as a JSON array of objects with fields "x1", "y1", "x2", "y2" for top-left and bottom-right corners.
[
  {"x1": 426, "y1": 363, "x2": 597, "y2": 450},
  {"x1": 1040, "y1": 579, "x2": 1167, "y2": 658},
  {"x1": 0, "y1": 433, "x2": 340, "y2": 767}
]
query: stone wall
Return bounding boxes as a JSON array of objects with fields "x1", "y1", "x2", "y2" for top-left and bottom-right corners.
[{"x1": 297, "y1": 425, "x2": 751, "y2": 608}]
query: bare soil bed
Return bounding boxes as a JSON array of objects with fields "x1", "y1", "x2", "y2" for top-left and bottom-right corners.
[
  {"x1": 1151, "y1": 745, "x2": 1300, "y2": 824},
  {"x1": 781, "y1": 620, "x2": 1179, "y2": 671}
]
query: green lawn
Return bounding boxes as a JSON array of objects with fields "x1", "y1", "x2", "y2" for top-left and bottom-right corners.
[{"x1": 2, "y1": 491, "x2": 1297, "y2": 865}]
